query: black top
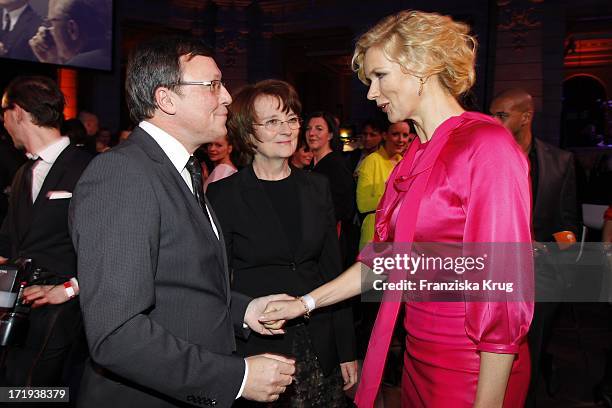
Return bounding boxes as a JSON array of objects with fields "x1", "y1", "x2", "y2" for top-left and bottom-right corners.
[
  {"x1": 207, "y1": 165, "x2": 356, "y2": 374},
  {"x1": 309, "y1": 151, "x2": 355, "y2": 223},
  {"x1": 260, "y1": 171, "x2": 301, "y2": 255},
  {"x1": 528, "y1": 142, "x2": 539, "y2": 207}
]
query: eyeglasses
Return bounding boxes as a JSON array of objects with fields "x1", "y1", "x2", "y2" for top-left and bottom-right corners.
[
  {"x1": 0, "y1": 104, "x2": 14, "y2": 116},
  {"x1": 253, "y1": 117, "x2": 302, "y2": 132},
  {"x1": 175, "y1": 80, "x2": 225, "y2": 94}
]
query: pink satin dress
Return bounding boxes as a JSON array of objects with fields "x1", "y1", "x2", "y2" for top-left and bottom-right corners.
[{"x1": 355, "y1": 112, "x2": 534, "y2": 407}]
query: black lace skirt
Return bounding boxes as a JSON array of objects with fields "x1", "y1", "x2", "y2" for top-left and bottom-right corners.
[{"x1": 235, "y1": 324, "x2": 348, "y2": 408}]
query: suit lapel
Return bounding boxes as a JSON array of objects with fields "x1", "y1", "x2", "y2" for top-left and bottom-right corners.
[
  {"x1": 534, "y1": 138, "x2": 547, "y2": 218},
  {"x1": 130, "y1": 128, "x2": 228, "y2": 275},
  {"x1": 13, "y1": 163, "x2": 33, "y2": 244},
  {"x1": 32, "y1": 145, "x2": 74, "y2": 212},
  {"x1": 16, "y1": 145, "x2": 74, "y2": 242},
  {"x1": 203, "y1": 194, "x2": 231, "y2": 302}
]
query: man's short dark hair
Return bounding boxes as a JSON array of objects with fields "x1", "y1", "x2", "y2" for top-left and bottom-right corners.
[
  {"x1": 3, "y1": 76, "x2": 65, "y2": 129},
  {"x1": 125, "y1": 35, "x2": 214, "y2": 123}
]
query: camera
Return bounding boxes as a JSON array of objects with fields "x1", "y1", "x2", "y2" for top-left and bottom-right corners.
[{"x1": 0, "y1": 259, "x2": 47, "y2": 347}]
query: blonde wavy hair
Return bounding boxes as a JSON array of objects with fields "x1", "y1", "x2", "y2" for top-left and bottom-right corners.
[{"x1": 351, "y1": 10, "x2": 477, "y2": 98}]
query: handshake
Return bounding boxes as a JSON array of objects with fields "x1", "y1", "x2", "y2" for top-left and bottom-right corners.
[{"x1": 240, "y1": 294, "x2": 311, "y2": 402}]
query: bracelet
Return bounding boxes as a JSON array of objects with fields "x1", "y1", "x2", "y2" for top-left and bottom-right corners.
[
  {"x1": 69, "y1": 277, "x2": 79, "y2": 293},
  {"x1": 296, "y1": 296, "x2": 311, "y2": 320},
  {"x1": 63, "y1": 281, "x2": 76, "y2": 300},
  {"x1": 301, "y1": 294, "x2": 316, "y2": 312}
]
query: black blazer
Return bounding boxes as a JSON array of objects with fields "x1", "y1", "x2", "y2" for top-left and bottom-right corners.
[
  {"x1": 70, "y1": 127, "x2": 251, "y2": 408},
  {"x1": 0, "y1": 143, "x2": 92, "y2": 278},
  {"x1": 532, "y1": 138, "x2": 579, "y2": 242},
  {"x1": 0, "y1": 5, "x2": 42, "y2": 61},
  {"x1": 207, "y1": 166, "x2": 356, "y2": 375},
  {"x1": 0, "y1": 143, "x2": 91, "y2": 386},
  {"x1": 530, "y1": 138, "x2": 579, "y2": 300}
]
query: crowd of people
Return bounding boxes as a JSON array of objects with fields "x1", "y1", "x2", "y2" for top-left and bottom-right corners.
[{"x1": 0, "y1": 7, "x2": 610, "y2": 408}]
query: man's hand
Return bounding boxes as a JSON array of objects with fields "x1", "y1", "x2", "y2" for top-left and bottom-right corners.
[
  {"x1": 29, "y1": 27, "x2": 60, "y2": 63},
  {"x1": 242, "y1": 354, "x2": 295, "y2": 402},
  {"x1": 259, "y1": 298, "x2": 305, "y2": 330},
  {"x1": 244, "y1": 294, "x2": 294, "y2": 335},
  {"x1": 22, "y1": 284, "x2": 71, "y2": 308},
  {"x1": 340, "y1": 360, "x2": 358, "y2": 390},
  {"x1": 0, "y1": 42, "x2": 7, "y2": 56},
  {"x1": 0, "y1": 256, "x2": 8, "y2": 264}
]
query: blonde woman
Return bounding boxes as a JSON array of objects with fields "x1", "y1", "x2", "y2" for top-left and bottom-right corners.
[{"x1": 262, "y1": 10, "x2": 533, "y2": 408}]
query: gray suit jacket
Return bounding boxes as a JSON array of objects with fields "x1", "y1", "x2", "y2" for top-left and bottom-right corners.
[{"x1": 69, "y1": 126, "x2": 250, "y2": 407}]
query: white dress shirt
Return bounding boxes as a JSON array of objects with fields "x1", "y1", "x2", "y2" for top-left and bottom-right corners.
[
  {"x1": 139, "y1": 121, "x2": 219, "y2": 239},
  {"x1": 28, "y1": 136, "x2": 70, "y2": 202},
  {"x1": 138, "y1": 121, "x2": 248, "y2": 398},
  {"x1": 2, "y1": 4, "x2": 28, "y2": 31}
]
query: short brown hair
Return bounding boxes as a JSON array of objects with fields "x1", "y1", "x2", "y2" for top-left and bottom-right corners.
[
  {"x1": 126, "y1": 35, "x2": 214, "y2": 123},
  {"x1": 3, "y1": 76, "x2": 65, "y2": 129},
  {"x1": 227, "y1": 79, "x2": 301, "y2": 160},
  {"x1": 352, "y1": 10, "x2": 477, "y2": 98}
]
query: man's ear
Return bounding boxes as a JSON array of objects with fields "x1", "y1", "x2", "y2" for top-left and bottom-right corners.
[
  {"x1": 12, "y1": 104, "x2": 27, "y2": 124},
  {"x1": 521, "y1": 110, "x2": 533, "y2": 126},
  {"x1": 154, "y1": 87, "x2": 177, "y2": 116},
  {"x1": 66, "y1": 19, "x2": 79, "y2": 42}
]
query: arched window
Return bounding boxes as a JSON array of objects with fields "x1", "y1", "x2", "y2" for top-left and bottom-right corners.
[{"x1": 562, "y1": 75, "x2": 607, "y2": 147}]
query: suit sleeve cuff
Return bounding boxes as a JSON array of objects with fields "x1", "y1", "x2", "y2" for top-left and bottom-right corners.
[{"x1": 236, "y1": 359, "x2": 248, "y2": 399}]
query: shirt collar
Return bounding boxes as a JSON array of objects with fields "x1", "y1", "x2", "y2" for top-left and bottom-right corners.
[
  {"x1": 26, "y1": 136, "x2": 70, "y2": 163},
  {"x1": 3, "y1": 4, "x2": 28, "y2": 29},
  {"x1": 139, "y1": 121, "x2": 191, "y2": 174}
]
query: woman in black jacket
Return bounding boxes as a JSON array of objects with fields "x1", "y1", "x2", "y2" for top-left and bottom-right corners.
[{"x1": 207, "y1": 80, "x2": 357, "y2": 407}]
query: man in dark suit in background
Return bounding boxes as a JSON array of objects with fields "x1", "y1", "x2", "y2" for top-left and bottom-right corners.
[
  {"x1": 0, "y1": 0, "x2": 41, "y2": 61},
  {"x1": 0, "y1": 75, "x2": 92, "y2": 387},
  {"x1": 490, "y1": 88, "x2": 579, "y2": 408},
  {"x1": 29, "y1": 0, "x2": 111, "y2": 70},
  {"x1": 70, "y1": 36, "x2": 295, "y2": 408}
]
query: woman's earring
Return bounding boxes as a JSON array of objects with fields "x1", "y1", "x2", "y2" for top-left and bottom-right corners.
[{"x1": 417, "y1": 77, "x2": 426, "y2": 96}]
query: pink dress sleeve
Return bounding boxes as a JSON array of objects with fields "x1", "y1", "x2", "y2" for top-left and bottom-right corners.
[{"x1": 461, "y1": 124, "x2": 534, "y2": 354}]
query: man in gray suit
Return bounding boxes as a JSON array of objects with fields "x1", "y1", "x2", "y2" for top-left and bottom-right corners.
[{"x1": 69, "y1": 36, "x2": 295, "y2": 407}]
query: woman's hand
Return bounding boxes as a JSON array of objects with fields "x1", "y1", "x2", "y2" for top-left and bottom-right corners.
[
  {"x1": 22, "y1": 284, "x2": 71, "y2": 308},
  {"x1": 259, "y1": 298, "x2": 305, "y2": 330},
  {"x1": 245, "y1": 294, "x2": 294, "y2": 335},
  {"x1": 340, "y1": 360, "x2": 358, "y2": 390}
]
